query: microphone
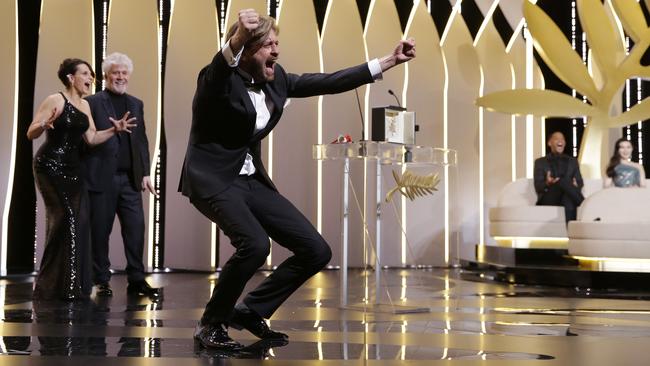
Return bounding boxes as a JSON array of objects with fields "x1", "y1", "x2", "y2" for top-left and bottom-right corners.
[{"x1": 388, "y1": 89, "x2": 402, "y2": 108}]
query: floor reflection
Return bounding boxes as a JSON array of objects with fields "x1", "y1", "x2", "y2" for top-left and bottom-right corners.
[{"x1": 0, "y1": 269, "x2": 649, "y2": 364}]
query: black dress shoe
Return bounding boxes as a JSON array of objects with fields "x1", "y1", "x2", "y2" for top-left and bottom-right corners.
[
  {"x1": 127, "y1": 281, "x2": 161, "y2": 297},
  {"x1": 229, "y1": 308, "x2": 288, "y2": 340},
  {"x1": 194, "y1": 323, "x2": 243, "y2": 350},
  {"x1": 95, "y1": 283, "x2": 113, "y2": 297}
]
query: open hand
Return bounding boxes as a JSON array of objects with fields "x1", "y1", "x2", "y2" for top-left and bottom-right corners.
[{"x1": 109, "y1": 111, "x2": 137, "y2": 133}]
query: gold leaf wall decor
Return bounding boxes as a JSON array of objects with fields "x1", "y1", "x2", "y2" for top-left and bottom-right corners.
[{"x1": 477, "y1": 0, "x2": 650, "y2": 178}]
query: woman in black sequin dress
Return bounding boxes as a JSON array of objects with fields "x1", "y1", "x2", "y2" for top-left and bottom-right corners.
[{"x1": 27, "y1": 59, "x2": 136, "y2": 300}]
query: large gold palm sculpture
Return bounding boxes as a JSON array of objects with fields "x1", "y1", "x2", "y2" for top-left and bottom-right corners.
[{"x1": 477, "y1": 0, "x2": 650, "y2": 178}]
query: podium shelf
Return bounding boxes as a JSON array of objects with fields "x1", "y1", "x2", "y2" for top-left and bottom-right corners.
[{"x1": 313, "y1": 141, "x2": 456, "y2": 166}]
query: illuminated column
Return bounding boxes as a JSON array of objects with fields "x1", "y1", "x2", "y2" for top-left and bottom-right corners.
[
  {"x1": 505, "y1": 21, "x2": 528, "y2": 179},
  {"x1": 0, "y1": 0, "x2": 18, "y2": 276},
  {"x1": 272, "y1": 0, "x2": 321, "y2": 266},
  {"x1": 473, "y1": 1, "x2": 514, "y2": 247},
  {"x1": 440, "y1": 2, "x2": 482, "y2": 257},
  {"x1": 403, "y1": 0, "x2": 447, "y2": 265},
  {"x1": 364, "y1": 0, "x2": 405, "y2": 267},
  {"x1": 33, "y1": 0, "x2": 94, "y2": 268},
  {"x1": 320, "y1": 0, "x2": 368, "y2": 267},
  {"x1": 105, "y1": 0, "x2": 159, "y2": 270},
  {"x1": 163, "y1": 0, "x2": 218, "y2": 270}
]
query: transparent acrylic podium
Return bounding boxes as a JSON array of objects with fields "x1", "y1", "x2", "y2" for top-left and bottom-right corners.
[{"x1": 314, "y1": 141, "x2": 458, "y2": 309}]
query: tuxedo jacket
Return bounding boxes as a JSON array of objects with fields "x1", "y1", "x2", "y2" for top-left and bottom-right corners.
[
  {"x1": 179, "y1": 50, "x2": 374, "y2": 200},
  {"x1": 533, "y1": 153, "x2": 584, "y2": 200},
  {"x1": 82, "y1": 90, "x2": 151, "y2": 192}
]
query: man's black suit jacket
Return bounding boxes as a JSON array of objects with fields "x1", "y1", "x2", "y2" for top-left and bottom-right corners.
[
  {"x1": 179, "y1": 50, "x2": 375, "y2": 200},
  {"x1": 533, "y1": 153, "x2": 584, "y2": 202},
  {"x1": 82, "y1": 90, "x2": 151, "y2": 192}
]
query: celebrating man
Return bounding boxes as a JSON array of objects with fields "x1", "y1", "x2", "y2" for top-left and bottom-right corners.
[{"x1": 180, "y1": 9, "x2": 415, "y2": 350}]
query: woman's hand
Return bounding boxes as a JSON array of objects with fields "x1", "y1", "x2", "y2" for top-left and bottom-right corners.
[
  {"x1": 41, "y1": 107, "x2": 58, "y2": 130},
  {"x1": 109, "y1": 111, "x2": 137, "y2": 133}
]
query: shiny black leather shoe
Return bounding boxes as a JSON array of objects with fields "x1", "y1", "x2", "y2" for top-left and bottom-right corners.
[
  {"x1": 229, "y1": 308, "x2": 288, "y2": 341},
  {"x1": 127, "y1": 280, "x2": 162, "y2": 297},
  {"x1": 95, "y1": 283, "x2": 113, "y2": 297},
  {"x1": 194, "y1": 323, "x2": 243, "y2": 350}
]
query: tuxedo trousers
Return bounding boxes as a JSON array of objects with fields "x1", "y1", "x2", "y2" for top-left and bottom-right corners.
[
  {"x1": 192, "y1": 174, "x2": 332, "y2": 323},
  {"x1": 88, "y1": 172, "x2": 146, "y2": 284}
]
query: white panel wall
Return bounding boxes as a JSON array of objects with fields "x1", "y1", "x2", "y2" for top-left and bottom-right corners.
[
  {"x1": 320, "y1": 0, "x2": 368, "y2": 267},
  {"x1": 0, "y1": 0, "x2": 18, "y2": 275},
  {"x1": 440, "y1": 10, "x2": 482, "y2": 259},
  {"x1": 105, "y1": 0, "x2": 160, "y2": 271},
  {"x1": 163, "y1": 0, "x2": 218, "y2": 270},
  {"x1": 475, "y1": 18, "x2": 513, "y2": 246},
  {"x1": 364, "y1": 0, "x2": 405, "y2": 267},
  {"x1": 403, "y1": 1, "x2": 447, "y2": 265}
]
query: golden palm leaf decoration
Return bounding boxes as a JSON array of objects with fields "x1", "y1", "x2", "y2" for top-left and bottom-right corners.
[
  {"x1": 385, "y1": 170, "x2": 440, "y2": 202},
  {"x1": 477, "y1": 0, "x2": 650, "y2": 178}
]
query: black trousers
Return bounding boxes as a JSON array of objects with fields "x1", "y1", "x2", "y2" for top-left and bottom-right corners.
[
  {"x1": 88, "y1": 172, "x2": 146, "y2": 284},
  {"x1": 537, "y1": 178, "x2": 584, "y2": 222},
  {"x1": 192, "y1": 174, "x2": 332, "y2": 323}
]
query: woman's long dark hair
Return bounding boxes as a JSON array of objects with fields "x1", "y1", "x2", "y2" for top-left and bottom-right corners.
[{"x1": 606, "y1": 138, "x2": 634, "y2": 178}]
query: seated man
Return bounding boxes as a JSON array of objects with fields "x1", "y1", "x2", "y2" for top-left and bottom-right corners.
[{"x1": 533, "y1": 131, "x2": 584, "y2": 222}]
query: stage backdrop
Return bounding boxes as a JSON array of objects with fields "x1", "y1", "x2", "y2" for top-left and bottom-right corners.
[{"x1": 2, "y1": 0, "x2": 586, "y2": 275}]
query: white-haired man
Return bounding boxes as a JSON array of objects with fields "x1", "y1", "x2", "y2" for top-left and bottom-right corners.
[{"x1": 82, "y1": 52, "x2": 160, "y2": 297}]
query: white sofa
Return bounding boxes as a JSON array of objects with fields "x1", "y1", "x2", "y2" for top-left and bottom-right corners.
[
  {"x1": 568, "y1": 185, "x2": 650, "y2": 259},
  {"x1": 489, "y1": 178, "x2": 601, "y2": 248}
]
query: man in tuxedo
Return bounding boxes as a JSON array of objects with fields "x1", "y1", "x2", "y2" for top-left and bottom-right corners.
[
  {"x1": 180, "y1": 9, "x2": 416, "y2": 350},
  {"x1": 82, "y1": 52, "x2": 160, "y2": 298},
  {"x1": 534, "y1": 131, "x2": 584, "y2": 222}
]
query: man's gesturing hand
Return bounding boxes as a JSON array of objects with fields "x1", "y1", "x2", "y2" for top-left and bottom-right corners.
[{"x1": 230, "y1": 9, "x2": 259, "y2": 53}]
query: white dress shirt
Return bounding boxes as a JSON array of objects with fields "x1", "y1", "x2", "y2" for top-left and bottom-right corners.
[{"x1": 222, "y1": 40, "x2": 383, "y2": 176}]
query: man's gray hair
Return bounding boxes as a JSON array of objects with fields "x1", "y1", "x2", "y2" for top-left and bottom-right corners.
[{"x1": 102, "y1": 52, "x2": 133, "y2": 75}]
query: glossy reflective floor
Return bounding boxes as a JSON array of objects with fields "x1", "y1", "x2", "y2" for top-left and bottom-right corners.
[{"x1": 2, "y1": 268, "x2": 650, "y2": 365}]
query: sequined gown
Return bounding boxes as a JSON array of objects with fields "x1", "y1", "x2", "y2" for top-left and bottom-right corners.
[
  {"x1": 33, "y1": 93, "x2": 92, "y2": 300},
  {"x1": 613, "y1": 163, "x2": 642, "y2": 187}
]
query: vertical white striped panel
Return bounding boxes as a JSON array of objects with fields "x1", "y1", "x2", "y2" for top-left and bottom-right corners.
[
  {"x1": 507, "y1": 36, "x2": 528, "y2": 179},
  {"x1": 475, "y1": 18, "x2": 513, "y2": 246},
  {"x1": 106, "y1": 0, "x2": 159, "y2": 270},
  {"x1": 33, "y1": 0, "x2": 94, "y2": 268},
  {"x1": 320, "y1": 0, "x2": 368, "y2": 267},
  {"x1": 163, "y1": 0, "x2": 218, "y2": 270},
  {"x1": 403, "y1": 0, "x2": 447, "y2": 266},
  {"x1": 533, "y1": 64, "x2": 546, "y2": 160},
  {"x1": 440, "y1": 10, "x2": 482, "y2": 258},
  {"x1": 364, "y1": 0, "x2": 405, "y2": 267},
  {"x1": 271, "y1": 0, "x2": 321, "y2": 265},
  {"x1": 0, "y1": 0, "x2": 18, "y2": 275},
  {"x1": 217, "y1": 0, "x2": 268, "y2": 267}
]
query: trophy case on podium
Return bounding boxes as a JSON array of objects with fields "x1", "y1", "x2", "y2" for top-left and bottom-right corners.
[{"x1": 313, "y1": 140, "x2": 458, "y2": 311}]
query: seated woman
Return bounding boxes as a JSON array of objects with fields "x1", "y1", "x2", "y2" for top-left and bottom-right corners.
[{"x1": 604, "y1": 138, "x2": 646, "y2": 188}]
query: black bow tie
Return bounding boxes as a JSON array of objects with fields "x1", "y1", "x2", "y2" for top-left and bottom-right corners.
[
  {"x1": 243, "y1": 79, "x2": 266, "y2": 90},
  {"x1": 237, "y1": 68, "x2": 265, "y2": 90}
]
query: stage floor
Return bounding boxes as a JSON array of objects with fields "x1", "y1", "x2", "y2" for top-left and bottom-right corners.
[{"x1": 1, "y1": 268, "x2": 650, "y2": 365}]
